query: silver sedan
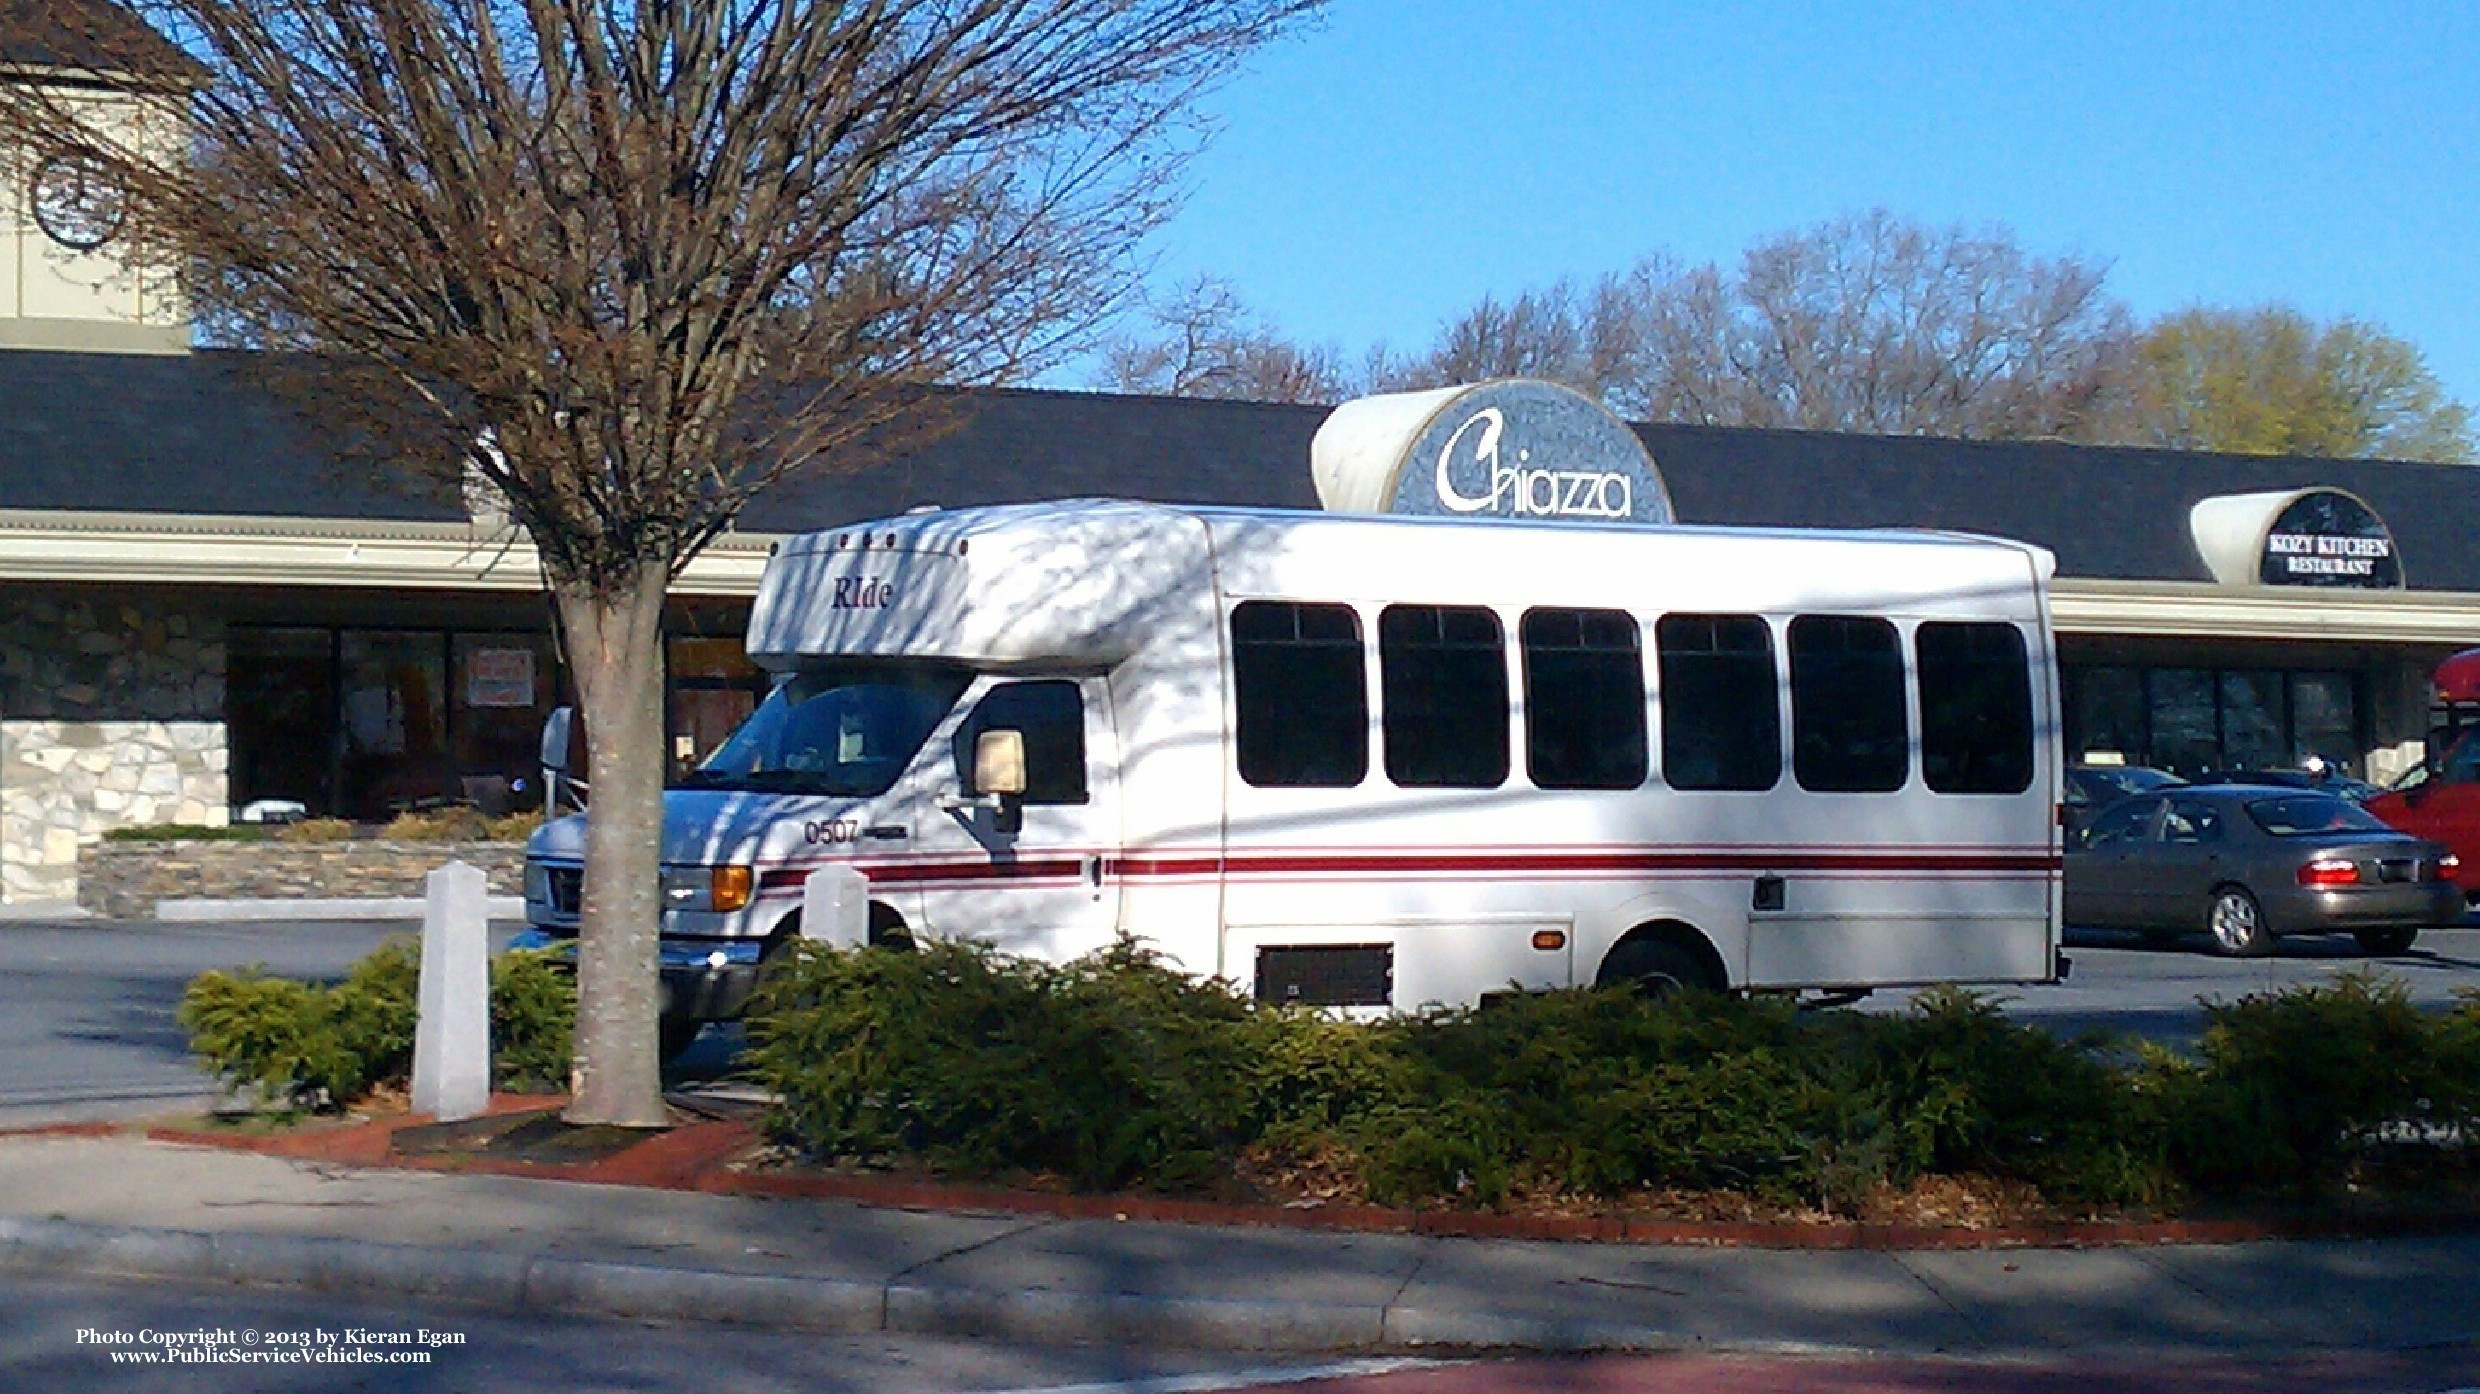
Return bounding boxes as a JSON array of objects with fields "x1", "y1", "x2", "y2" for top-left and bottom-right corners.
[{"x1": 2064, "y1": 784, "x2": 2461, "y2": 957}]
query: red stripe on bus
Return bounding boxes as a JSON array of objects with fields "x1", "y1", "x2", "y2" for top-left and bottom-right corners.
[{"x1": 754, "y1": 847, "x2": 2058, "y2": 892}]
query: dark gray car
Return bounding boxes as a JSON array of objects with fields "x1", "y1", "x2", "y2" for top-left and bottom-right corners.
[{"x1": 2064, "y1": 784, "x2": 2461, "y2": 956}]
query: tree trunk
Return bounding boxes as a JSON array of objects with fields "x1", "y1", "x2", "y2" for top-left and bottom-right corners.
[{"x1": 555, "y1": 563, "x2": 672, "y2": 1127}]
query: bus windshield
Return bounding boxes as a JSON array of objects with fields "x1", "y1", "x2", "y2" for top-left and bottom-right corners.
[{"x1": 677, "y1": 661, "x2": 972, "y2": 798}]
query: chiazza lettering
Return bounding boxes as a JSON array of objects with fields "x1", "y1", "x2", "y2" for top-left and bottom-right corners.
[
  {"x1": 2264, "y1": 532, "x2": 2392, "y2": 578},
  {"x1": 1432, "y1": 408, "x2": 1634, "y2": 520}
]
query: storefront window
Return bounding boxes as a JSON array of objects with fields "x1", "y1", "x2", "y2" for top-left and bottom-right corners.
[
  {"x1": 227, "y1": 628, "x2": 336, "y2": 813},
  {"x1": 2291, "y1": 672, "x2": 2358, "y2": 767},
  {"x1": 339, "y1": 631, "x2": 451, "y2": 819},
  {"x1": 2064, "y1": 664, "x2": 2364, "y2": 777},
  {"x1": 2149, "y1": 669, "x2": 2219, "y2": 777},
  {"x1": 2218, "y1": 671, "x2": 2289, "y2": 771},
  {"x1": 2070, "y1": 667, "x2": 2148, "y2": 764},
  {"x1": 452, "y1": 634, "x2": 557, "y2": 814},
  {"x1": 669, "y1": 635, "x2": 768, "y2": 774}
]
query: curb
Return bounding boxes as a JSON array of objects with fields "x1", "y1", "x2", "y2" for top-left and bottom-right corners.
[{"x1": 0, "y1": 1212, "x2": 1705, "y2": 1355}]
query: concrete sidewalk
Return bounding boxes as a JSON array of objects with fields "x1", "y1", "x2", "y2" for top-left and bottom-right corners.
[{"x1": 1, "y1": 1131, "x2": 2475, "y2": 1359}]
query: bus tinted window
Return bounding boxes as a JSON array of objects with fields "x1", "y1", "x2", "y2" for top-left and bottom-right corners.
[
  {"x1": 1521, "y1": 607, "x2": 1646, "y2": 790},
  {"x1": 1917, "y1": 622, "x2": 2035, "y2": 795},
  {"x1": 1232, "y1": 601, "x2": 1368, "y2": 788},
  {"x1": 1381, "y1": 605, "x2": 1509, "y2": 788},
  {"x1": 956, "y1": 679, "x2": 1088, "y2": 804},
  {"x1": 1790, "y1": 615, "x2": 1908, "y2": 792},
  {"x1": 1656, "y1": 614, "x2": 1780, "y2": 791}
]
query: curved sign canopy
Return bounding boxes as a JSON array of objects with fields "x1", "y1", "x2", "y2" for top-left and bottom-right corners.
[
  {"x1": 2189, "y1": 488, "x2": 2403, "y2": 590},
  {"x1": 1310, "y1": 380, "x2": 1675, "y2": 526}
]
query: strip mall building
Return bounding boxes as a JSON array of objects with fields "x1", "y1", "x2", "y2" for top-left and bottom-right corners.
[
  {"x1": 11, "y1": 11, "x2": 2477, "y2": 912},
  {"x1": 9, "y1": 312, "x2": 2479, "y2": 911}
]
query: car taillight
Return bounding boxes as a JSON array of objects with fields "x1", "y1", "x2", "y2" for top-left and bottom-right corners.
[
  {"x1": 2433, "y1": 853, "x2": 2462, "y2": 882},
  {"x1": 2298, "y1": 859, "x2": 2361, "y2": 888}
]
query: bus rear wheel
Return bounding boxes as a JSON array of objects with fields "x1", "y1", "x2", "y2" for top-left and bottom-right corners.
[{"x1": 1597, "y1": 935, "x2": 1721, "y2": 997}]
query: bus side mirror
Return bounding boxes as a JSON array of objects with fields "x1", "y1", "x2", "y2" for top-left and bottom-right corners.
[
  {"x1": 541, "y1": 708, "x2": 574, "y2": 775},
  {"x1": 540, "y1": 707, "x2": 587, "y2": 811},
  {"x1": 975, "y1": 729, "x2": 1026, "y2": 834}
]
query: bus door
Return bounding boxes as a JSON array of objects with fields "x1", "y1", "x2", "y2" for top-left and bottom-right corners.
[{"x1": 908, "y1": 675, "x2": 1123, "y2": 954}]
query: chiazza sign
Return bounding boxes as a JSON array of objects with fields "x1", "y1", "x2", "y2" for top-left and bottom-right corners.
[
  {"x1": 2257, "y1": 490, "x2": 2402, "y2": 588},
  {"x1": 1310, "y1": 380, "x2": 1677, "y2": 526}
]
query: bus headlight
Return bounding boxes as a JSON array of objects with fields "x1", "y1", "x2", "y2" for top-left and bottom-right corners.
[{"x1": 660, "y1": 863, "x2": 755, "y2": 913}]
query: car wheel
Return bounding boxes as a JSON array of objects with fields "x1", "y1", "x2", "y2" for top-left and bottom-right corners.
[
  {"x1": 2205, "y1": 885, "x2": 2272, "y2": 958},
  {"x1": 2354, "y1": 926, "x2": 2418, "y2": 956}
]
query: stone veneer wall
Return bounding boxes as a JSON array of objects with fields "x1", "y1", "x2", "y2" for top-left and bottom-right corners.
[
  {"x1": 0, "y1": 593, "x2": 227, "y2": 906},
  {"x1": 79, "y1": 839, "x2": 525, "y2": 920}
]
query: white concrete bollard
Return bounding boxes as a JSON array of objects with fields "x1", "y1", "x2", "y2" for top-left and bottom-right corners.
[
  {"x1": 801, "y1": 865, "x2": 869, "y2": 949},
  {"x1": 412, "y1": 860, "x2": 492, "y2": 1122}
]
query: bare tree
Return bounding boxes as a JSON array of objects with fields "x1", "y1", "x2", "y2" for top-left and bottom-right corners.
[
  {"x1": 1370, "y1": 212, "x2": 2135, "y2": 440},
  {"x1": 2, "y1": 0, "x2": 1317, "y2": 1125},
  {"x1": 1097, "y1": 275, "x2": 1349, "y2": 403},
  {"x1": 1718, "y1": 210, "x2": 2133, "y2": 438}
]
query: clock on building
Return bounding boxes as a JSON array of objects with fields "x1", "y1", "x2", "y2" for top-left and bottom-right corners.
[{"x1": 29, "y1": 154, "x2": 128, "y2": 252}]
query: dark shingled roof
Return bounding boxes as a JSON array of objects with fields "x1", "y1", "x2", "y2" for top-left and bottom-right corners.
[
  {"x1": 0, "y1": 0, "x2": 194, "y2": 80},
  {"x1": 8, "y1": 348, "x2": 2480, "y2": 591},
  {"x1": 0, "y1": 350, "x2": 457, "y2": 521}
]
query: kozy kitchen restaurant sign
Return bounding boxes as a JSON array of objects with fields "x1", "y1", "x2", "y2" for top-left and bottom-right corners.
[
  {"x1": 2259, "y1": 490, "x2": 2402, "y2": 588},
  {"x1": 1310, "y1": 379, "x2": 1677, "y2": 526}
]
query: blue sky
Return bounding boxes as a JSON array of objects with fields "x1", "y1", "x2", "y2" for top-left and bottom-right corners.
[{"x1": 1119, "y1": 1, "x2": 2480, "y2": 403}]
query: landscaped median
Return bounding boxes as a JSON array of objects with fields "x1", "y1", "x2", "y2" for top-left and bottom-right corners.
[{"x1": 171, "y1": 937, "x2": 2480, "y2": 1240}]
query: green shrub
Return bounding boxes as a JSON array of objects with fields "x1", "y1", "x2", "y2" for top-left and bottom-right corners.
[
  {"x1": 490, "y1": 950, "x2": 577, "y2": 1093},
  {"x1": 742, "y1": 940, "x2": 2468, "y2": 1213},
  {"x1": 1859, "y1": 987, "x2": 2173, "y2": 1207},
  {"x1": 2155, "y1": 973, "x2": 2457, "y2": 1194},
  {"x1": 179, "y1": 939, "x2": 578, "y2": 1110},
  {"x1": 179, "y1": 939, "x2": 420, "y2": 1109},
  {"x1": 103, "y1": 824, "x2": 265, "y2": 843},
  {"x1": 746, "y1": 938, "x2": 1263, "y2": 1191}
]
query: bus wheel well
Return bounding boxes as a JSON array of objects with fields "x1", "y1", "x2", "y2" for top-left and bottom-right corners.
[
  {"x1": 868, "y1": 901, "x2": 913, "y2": 949},
  {"x1": 762, "y1": 902, "x2": 911, "y2": 951},
  {"x1": 1595, "y1": 921, "x2": 1728, "y2": 994}
]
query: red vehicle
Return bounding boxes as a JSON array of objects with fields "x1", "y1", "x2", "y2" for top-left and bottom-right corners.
[{"x1": 2366, "y1": 647, "x2": 2480, "y2": 901}]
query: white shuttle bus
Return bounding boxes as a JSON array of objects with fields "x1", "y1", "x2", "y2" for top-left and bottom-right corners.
[{"x1": 522, "y1": 497, "x2": 2065, "y2": 1044}]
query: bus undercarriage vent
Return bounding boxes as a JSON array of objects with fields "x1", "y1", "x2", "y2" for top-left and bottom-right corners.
[{"x1": 1254, "y1": 945, "x2": 1393, "y2": 1008}]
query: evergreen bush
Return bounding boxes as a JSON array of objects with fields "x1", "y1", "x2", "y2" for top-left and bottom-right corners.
[
  {"x1": 179, "y1": 939, "x2": 576, "y2": 1110},
  {"x1": 745, "y1": 939, "x2": 2474, "y2": 1213}
]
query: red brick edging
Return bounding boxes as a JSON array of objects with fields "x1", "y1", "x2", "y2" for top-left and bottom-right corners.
[{"x1": 9, "y1": 1105, "x2": 2475, "y2": 1251}]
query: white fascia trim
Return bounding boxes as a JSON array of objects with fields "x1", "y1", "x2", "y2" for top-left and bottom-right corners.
[
  {"x1": 2053, "y1": 579, "x2": 2480, "y2": 644},
  {"x1": 0, "y1": 509, "x2": 775, "y2": 597}
]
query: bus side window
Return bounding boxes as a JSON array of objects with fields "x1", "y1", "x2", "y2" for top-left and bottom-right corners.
[
  {"x1": 1656, "y1": 614, "x2": 1780, "y2": 791},
  {"x1": 1521, "y1": 607, "x2": 1646, "y2": 790},
  {"x1": 1916, "y1": 622, "x2": 2034, "y2": 795},
  {"x1": 1231, "y1": 601, "x2": 1368, "y2": 788},
  {"x1": 1380, "y1": 604, "x2": 1509, "y2": 789},
  {"x1": 1789, "y1": 615, "x2": 1908, "y2": 793},
  {"x1": 957, "y1": 680, "x2": 1088, "y2": 804}
]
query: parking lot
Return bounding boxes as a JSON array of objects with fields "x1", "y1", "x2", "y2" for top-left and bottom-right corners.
[{"x1": 1877, "y1": 919, "x2": 2480, "y2": 1048}]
